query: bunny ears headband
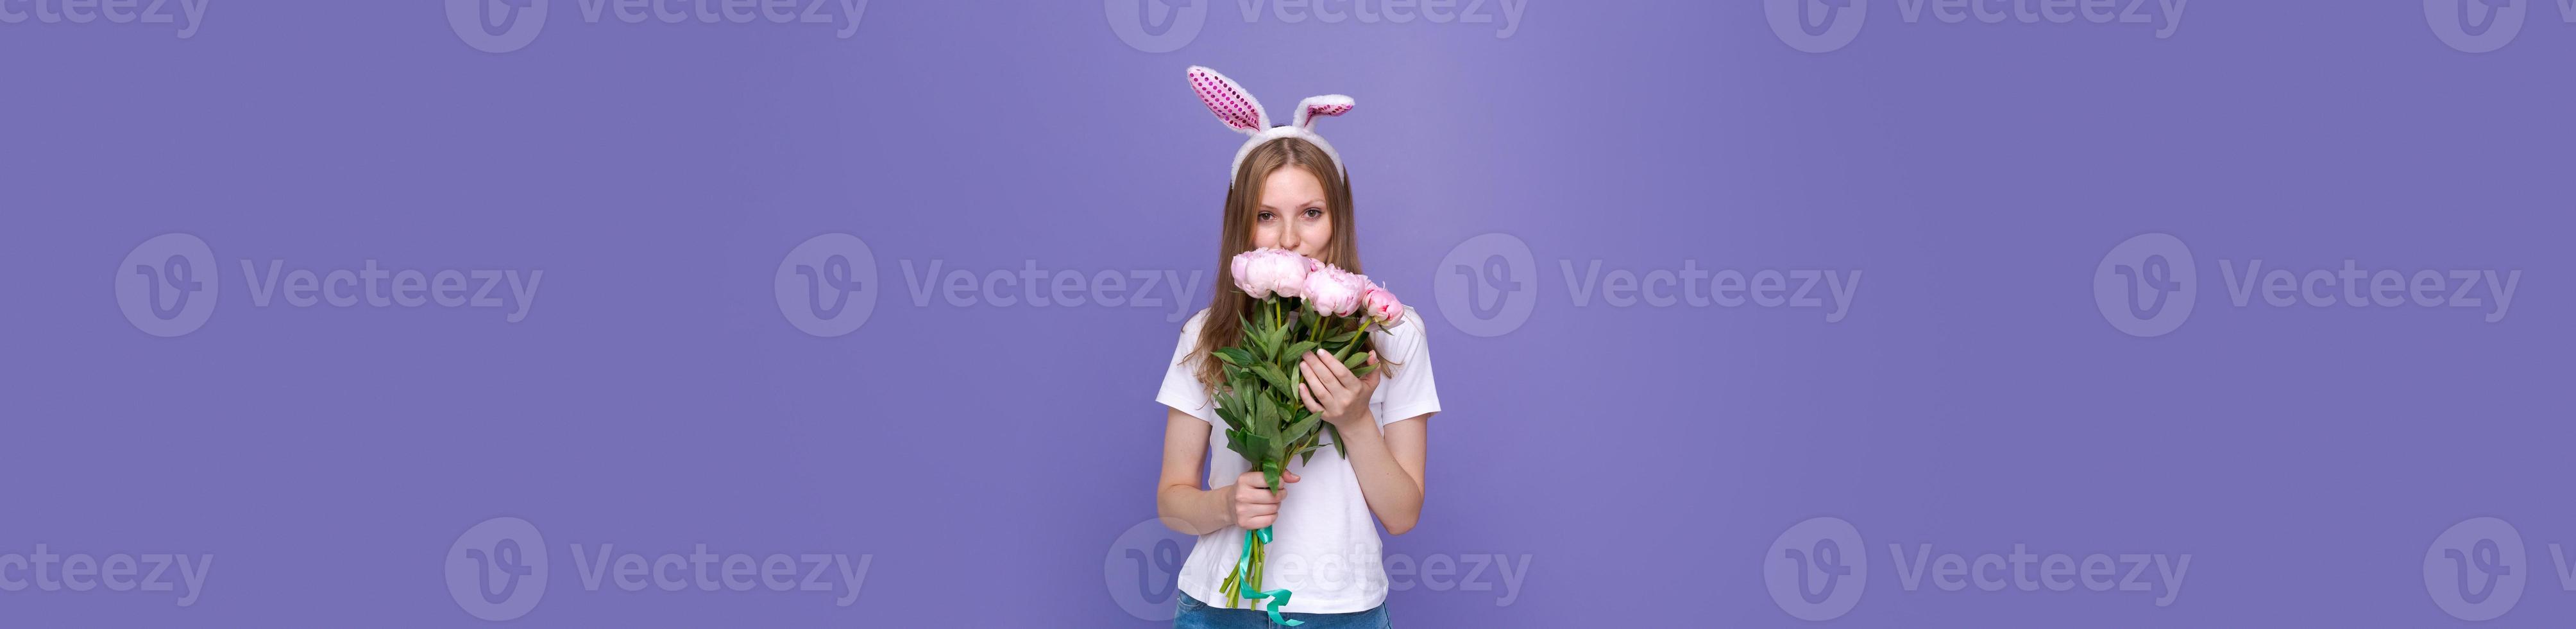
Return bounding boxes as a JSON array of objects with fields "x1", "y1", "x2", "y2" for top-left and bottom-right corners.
[{"x1": 1187, "y1": 66, "x2": 1355, "y2": 186}]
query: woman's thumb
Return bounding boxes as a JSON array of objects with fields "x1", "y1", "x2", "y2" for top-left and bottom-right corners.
[{"x1": 1284, "y1": 471, "x2": 1301, "y2": 483}]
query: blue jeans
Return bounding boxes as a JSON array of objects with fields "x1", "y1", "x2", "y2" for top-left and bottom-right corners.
[{"x1": 1174, "y1": 591, "x2": 1390, "y2": 628}]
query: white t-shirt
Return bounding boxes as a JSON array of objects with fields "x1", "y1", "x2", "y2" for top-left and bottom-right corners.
[{"x1": 1156, "y1": 307, "x2": 1441, "y2": 614}]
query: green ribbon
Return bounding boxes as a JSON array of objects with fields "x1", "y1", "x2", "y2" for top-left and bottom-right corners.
[{"x1": 1235, "y1": 526, "x2": 1301, "y2": 626}]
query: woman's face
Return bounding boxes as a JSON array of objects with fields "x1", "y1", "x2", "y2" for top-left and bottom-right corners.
[{"x1": 1249, "y1": 166, "x2": 1333, "y2": 259}]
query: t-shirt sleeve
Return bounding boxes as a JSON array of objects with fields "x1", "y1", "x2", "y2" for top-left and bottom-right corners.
[
  {"x1": 1373, "y1": 306, "x2": 1441, "y2": 427},
  {"x1": 1155, "y1": 311, "x2": 1216, "y2": 424}
]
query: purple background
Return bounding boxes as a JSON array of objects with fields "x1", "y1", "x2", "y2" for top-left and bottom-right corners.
[{"x1": 3, "y1": 0, "x2": 2570, "y2": 626}]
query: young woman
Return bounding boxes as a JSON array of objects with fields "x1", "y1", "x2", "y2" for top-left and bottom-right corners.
[{"x1": 1153, "y1": 67, "x2": 1439, "y2": 629}]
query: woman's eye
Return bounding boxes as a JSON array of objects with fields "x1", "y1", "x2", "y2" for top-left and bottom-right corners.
[
  {"x1": 1256, "y1": 211, "x2": 1275, "y2": 221},
  {"x1": 1303, "y1": 208, "x2": 1324, "y2": 219}
]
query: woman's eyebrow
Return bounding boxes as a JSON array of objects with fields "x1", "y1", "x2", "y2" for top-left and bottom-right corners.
[{"x1": 1261, "y1": 198, "x2": 1326, "y2": 210}]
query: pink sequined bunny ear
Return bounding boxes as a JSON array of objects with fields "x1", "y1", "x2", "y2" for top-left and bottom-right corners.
[
  {"x1": 1187, "y1": 66, "x2": 1269, "y2": 135},
  {"x1": 1189, "y1": 66, "x2": 1356, "y2": 185},
  {"x1": 1293, "y1": 95, "x2": 1353, "y2": 130}
]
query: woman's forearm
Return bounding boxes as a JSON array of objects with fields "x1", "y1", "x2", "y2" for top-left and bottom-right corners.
[
  {"x1": 1157, "y1": 482, "x2": 1235, "y2": 535},
  {"x1": 1336, "y1": 417, "x2": 1425, "y2": 535}
]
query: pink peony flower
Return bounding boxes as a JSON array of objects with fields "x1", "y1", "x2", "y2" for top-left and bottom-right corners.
[
  {"x1": 1303, "y1": 264, "x2": 1368, "y2": 316},
  {"x1": 1362, "y1": 281, "x2": 1405, "y2": 328},
  {"x1": 1232, "y1": 248, "x2": 1311, "y2": 299},
  {"x1": 1231, "y1": 252, "x2": 1255, "y2": 296}
]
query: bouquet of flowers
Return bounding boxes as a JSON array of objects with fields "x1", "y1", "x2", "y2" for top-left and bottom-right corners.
[{"x1": 1208, "y1": 248, "x2": 1406, "y2": 624}]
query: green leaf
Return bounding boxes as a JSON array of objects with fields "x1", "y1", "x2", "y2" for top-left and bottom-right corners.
[
  {"x1": 1267, "y1": 322, "x2": 1291, "y2": 355},
  {"x1": 1214, "y1": 401, "x2": 1246, "y2": 431},
  {"x1": 1252, "y1": 365, "x2": 1294, "y2": 395},
  {"x1": 1254, "y1": 402, "x2": 1280, "y2": 435},
  {"x1": 1262, "y1": 460, "x2": 1284, "y2": 495},
  {"x1": 1285, "y1": 418, "x2": 1321, "y2": 449},
  {"x1": 1225, "y1": 431, "x2": 1255, "y2": 460}
]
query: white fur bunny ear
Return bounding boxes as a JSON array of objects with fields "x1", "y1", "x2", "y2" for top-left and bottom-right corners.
[
  {"x1": 1187, "y1": 66, "x2": 1269, "y2": 135},
  {"x1": 1293, "y1": 95, "x2": 1354, "y2": 130}
]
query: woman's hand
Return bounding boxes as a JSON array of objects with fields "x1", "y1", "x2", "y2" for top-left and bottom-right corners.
[
  {"x1": 1297, "y1": 350, "x2": 1379, "y2": 428},
  {"x1": 1228, "y1": 470, "x2": 1299, "y2": 530}
]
